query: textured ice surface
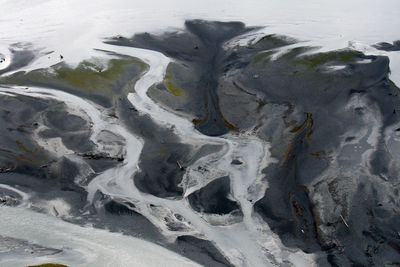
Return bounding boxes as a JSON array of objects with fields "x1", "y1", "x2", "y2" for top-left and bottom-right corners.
[{"x1": 0, "y1": 206, "x2": 200, "y2": 267}]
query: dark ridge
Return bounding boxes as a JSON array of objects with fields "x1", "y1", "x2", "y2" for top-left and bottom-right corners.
[
  {"x1": 230, "y1": 159, "x2": 243, "y2": 165},
  {"x1": 104, "y1": 200, "x2": 138, "y2": 216},
  {"x1": 176, "y1": 235, "x2": 234, "y2": 267},
  {"x1": 106, "y1": 20, "x2": 258, "y2": 136},
  {"x1": 187, "y1": 176, "x2": 240, "y2": 215},
  {"x1": 373, "y1": 40, "x2": 400, "y2": 51},
  {"x1": 254, "y1": 113, "x2": 321, "y2": 252},
  {"x1": 133, "y1": 149, "x2": 185, "y2": 198},
  {"x1": 106, "y1": 20, "x2": 294, "y2": 137},
  {"x1": 44, "y1": 110, "x2": 87, "y2": 132}
]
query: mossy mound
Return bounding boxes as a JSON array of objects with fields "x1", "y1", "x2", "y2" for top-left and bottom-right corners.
[
  {"x1": 164, "y1": 72, "x2": 184, "y2": 96},
  {"x1": 4, "y1": 57, "x2": 146, "y2": 96},
  {"x1": 296, "y1": 49, "x2": 362, "y2": 67}
]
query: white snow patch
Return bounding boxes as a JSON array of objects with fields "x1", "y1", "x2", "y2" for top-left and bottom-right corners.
[
  {"x1": 0, "y1": 0, "x2": 399, "y2": 83},
  {"x1": 0, "y1": 206, "x2": 200, "y2": 267}
]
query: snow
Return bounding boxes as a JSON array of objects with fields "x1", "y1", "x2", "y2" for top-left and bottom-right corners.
[
  {"x1": 0, "y1": 0, "x2": 399, "y2": 83},
  {"x1": 1, "y1": 1, "x2": 399, "y2": 266},
  {"x1": 0, "y1": 206, "x2": 200, "y2": 267}
]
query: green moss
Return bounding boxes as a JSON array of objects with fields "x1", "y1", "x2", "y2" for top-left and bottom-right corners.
[
  {"x1": 296, "y1": 50, "x2": 361, "y2": 67},
  {"x1": 4, "y1": 57, "x2": 146, "y2": 95},
  {"x1": 53, "y1": 58, "x2": 143, "y2": 90},
  {"x1": 281, "y1": 47, "x2": 313, "y2": 60},
  {"x1": 254, "y1": 34, "x2": 294, "y2": 49},
  {"x1": 252, "y1": 51, "x2": 273, "y2": 66},
  {"x1": 164, "y1": 73, "x2": 184, "y2": 96}
]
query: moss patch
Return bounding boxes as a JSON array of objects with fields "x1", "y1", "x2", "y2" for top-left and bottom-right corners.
[
  {"x1": 254, "y1": 34, "x2": 294, "y2": 49},
  {"x1": 252, "y1": 51, "x2": 273, "y2": 66},
  {"x1": 296, "y1": 50, "x2": 362, "y2": 67},
  {"x1": 164, "y1": 72, "x2": 184, "y2": 96},
  {"x1": 55, "y1": 59, "x2": 143, "y2": 90},
  {"x1": 4, "y1": 57, "x2": 146, "y2": 95}
]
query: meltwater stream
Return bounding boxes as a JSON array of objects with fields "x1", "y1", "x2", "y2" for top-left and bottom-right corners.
[
  {"x1": 0, "y1": 43, "x2": 315, "y2": 266},
  {"x1": 89, "y1": 44, "x2": 315, "y2": 266}
]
